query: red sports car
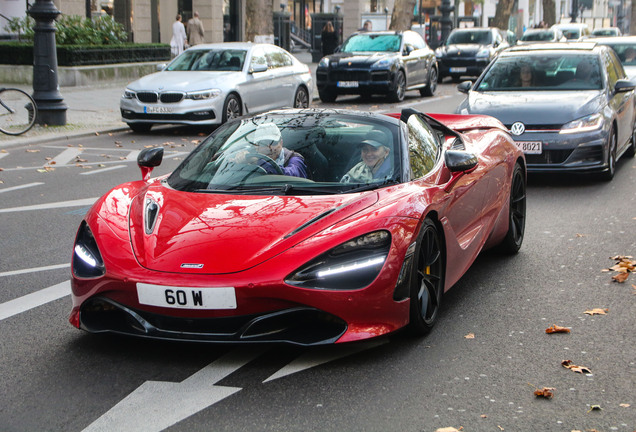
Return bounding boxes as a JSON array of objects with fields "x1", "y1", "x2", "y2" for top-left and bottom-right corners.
[{"x1": 69, "y1": 108, "x2": 526, "y2": 345}]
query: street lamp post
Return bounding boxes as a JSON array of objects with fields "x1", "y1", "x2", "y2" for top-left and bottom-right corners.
[
  {"x1": 28, "y1": 0, "x2": 67, "y2": 126},
  {"x1": 440, "y1": 0, "x2": 454, "y2": 44}
]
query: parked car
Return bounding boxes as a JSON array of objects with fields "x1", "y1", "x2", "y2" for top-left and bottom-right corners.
[
  {"x1": 315, "y1": 30, "x2": 438, "y2": 103},
  {"x1": 551, "y1": 23, "x2": 590, "y2": 40},
  {"x1": 120, "y1": 42, "x2": 313, "y2": 132},
  {"x1": 586, "y1": 36, "x2": 636, "y2": 79},
  {"x1": 69, "y1": 107, "x2": 526, "y2": 345},
  {"x1": 590, "y1": 27, "x2": 622, "y2": 37},
  {"x1": 435, "y1": 27, "x2": 511, "y2": 82},
  {"x1": 518, "y1": 28, "x2": 567, "y2": 44},
  {"x1": 456, "y1": 42, "x2": 636, "y2": 180}
]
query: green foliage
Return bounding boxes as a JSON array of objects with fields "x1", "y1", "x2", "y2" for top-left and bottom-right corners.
[{"x1": 2, "y1": 14, "x2": 127, "y2": 45}]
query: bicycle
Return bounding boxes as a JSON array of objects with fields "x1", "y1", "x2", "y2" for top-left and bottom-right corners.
[{"x1": 0, "y1": 87, "x2": 38, "y2": 135}]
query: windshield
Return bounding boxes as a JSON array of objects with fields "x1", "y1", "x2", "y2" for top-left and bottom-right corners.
[
  {"x1": 475, "y1": 53, "x2": 603, "y2": 91},
  {"x1": 446, "y1": 30, "x2": 493, "y2": 45},
  {"x1": 341, "y1": 34, "x2": 402, "y2": 53},
  {"x1": 166, "y1": 49, "x2": 246, "y2": 71},
  {"x1": 559, "y1": 28, "x2": 581, "y2": 39},
  {"x1": 601, "y1": 43, "x2": 636, "y2": 66},
  {"x1": 167, "y1": 113, "x2": 401, "y2": 195},
  {"x1": 521, "y1": 30, "x2": 555, "y2": 41}
]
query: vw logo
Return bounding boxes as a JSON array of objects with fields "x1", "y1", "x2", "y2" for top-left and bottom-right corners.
[{"x1": 510, "y1": 122, "x2": 525, "y2": 136}]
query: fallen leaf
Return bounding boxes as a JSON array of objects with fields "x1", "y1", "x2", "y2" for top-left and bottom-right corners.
[
  {"x1": 26, "y1": 149, "x2": 40, "y2": 153},
  {"x1": 612, "y1": 272, "x2": 629, "y2": 283},
  {"x1": 144, "y1": 145, "x2": 154, "y2": 148},
  {"x1": 435, "y1": 428, "x2": 461, "y2": 432},
  {"x1": 480, "y1": 414, "x2": 487, "y2": 418},
  {"x1": 619, "y1": 403, "x2": 630, "y2": 408},
  {"x1": 95, "y1": 132, "x2": 100, "y2": 136},
  {"x1": 497, "y1": 426, "x2": 504, "y2": 431},
  {"x1": 0, "y1": 149, "x2": 7, "y2": 153},
  {"x1": 575, "y1": 233, "x2": 585, "y2": 237},
  {"x1": 98, "y1": 164, "x2": 106, "y2": 167},
  {"x1": 546, "y1": 325, "x2": 570, "y2": 334},
  {"x1": 48, "y1": 161, "x2": 56, "y2": 165},
  {"x1": 464, "y1": 333, "x2": 475, "y2": 339},
  {"x1": 584, "y1": 308, "x2": 608, "y2": 315},
  {"x1": 534, "y1": 387, "x2": 555, "y2": 399},
  {"x1": 45, "y1": 157, "x2": 52, "y2": 160},
  {"x1": 561, "y1": 360, "x2": 592, "y2": 374},
  {"x1": 587, "y1": 405, "x2": 602, "y2": 413}
]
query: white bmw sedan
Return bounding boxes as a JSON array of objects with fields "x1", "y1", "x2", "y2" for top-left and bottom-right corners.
[{"x1": 120, "y1": 42, "x2": 313, "y2": 132}]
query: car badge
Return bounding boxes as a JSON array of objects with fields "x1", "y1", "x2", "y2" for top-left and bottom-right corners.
[
  {"x1": 158, "y1": 86, "x2": 164, "y2": 90},
  {"x1": 510, "y1": 122, "x2": 525, "y2": 136},
  {"x1": 348, "y1": 62, "x2": 352, "y2": 66},
  {"x1": 181, "y1": 263, "x2": 204, "y2": 269}
]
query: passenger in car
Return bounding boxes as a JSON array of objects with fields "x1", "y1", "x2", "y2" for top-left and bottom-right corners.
[{"x1": 340, "y1": 137, "x2": 392, "y2": 183}]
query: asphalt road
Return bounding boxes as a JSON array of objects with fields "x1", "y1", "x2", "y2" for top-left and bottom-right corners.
[{"x1": 0, "y1": 84, "x2": 634, "y2": 432}]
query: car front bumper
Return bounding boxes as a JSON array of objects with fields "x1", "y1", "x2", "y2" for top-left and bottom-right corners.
[
  {"x1": 438, "y1": 58, "x2": 490, "y2": 78},
  {"x1": 120, "y1": 94, "x2": 224, "y2": 126},
  {"x1": 316, "y1": 67, "x2": 398, "y2": 95}
]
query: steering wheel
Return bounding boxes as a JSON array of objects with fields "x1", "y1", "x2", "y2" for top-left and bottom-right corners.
[{"x1": 245, "y1": 152, "x2": 284, "y2": 175}]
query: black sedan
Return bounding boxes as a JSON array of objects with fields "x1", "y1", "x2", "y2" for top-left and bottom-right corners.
[
  {"x1": 435, "y1": 27, "x2": 511, "y2": 82},
  {"x1": 316, "y1": 30, "x2": 438, "y2": 103},
  {"x1": 456, "y1": 43, "x2": 636, "y2": 180}
]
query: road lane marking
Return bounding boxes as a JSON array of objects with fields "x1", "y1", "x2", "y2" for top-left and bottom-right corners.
[
  {"x1": 79, "y1": 164, "x2": 126, "y2": 175},
  {"x1": 0, "y1": 182, "x2": 44, "y2": 194},
  {"x1": 0, "y1": 280, "x2": 70, "y2": 321},
  {"x1": 0, "y1": 263, "x2": 69, "y2": 278},
  {"x1": 0, "y1": 152, "x2": 8, "y2": 160},
  {"x1": 82, "y1": 347, "x2": 266, "y2": 432},
  {"x1": 47, "y1": 147, "x2": 83, "y2": 166},
  {"x1": 0, "y1": 197, "x2": 97, "y2": 213},
  {"x1": 263, "y1": 339, "x2": 387, "y2": 382}
]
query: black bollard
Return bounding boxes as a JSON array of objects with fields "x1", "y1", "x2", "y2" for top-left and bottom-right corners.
[
  {"x1": 28, "y1": 0, "x2": 68, "y2": 126},
  {"x1": 439, "y1": 0, "x2": 454, "y2": 45}
]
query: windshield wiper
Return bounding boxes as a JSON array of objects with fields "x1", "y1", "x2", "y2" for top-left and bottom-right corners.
[{"x1": 340, "y1": 179, "x2": 400, "y2": 194}]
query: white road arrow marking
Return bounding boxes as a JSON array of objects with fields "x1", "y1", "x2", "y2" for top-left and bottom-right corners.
[
  {"x1": 263, "y1": 339, "x2": 387, "y2": 382},
  {"x1": 0, "y1": 182, "x2": 44, "y2": 194},
  {"x1": 47, "y1": 147, "x2": 83, "y2": 166},
  {"x1": 0, "y1": 197, "x2": 97, "y2": 213},
  {"x1": 0, "y1": 280, "x2": 70, "y2": 321},
  {"x1": 0, "y1": 263, "x2": 69, "y2": 278},
  {"x1": 82, "y1": 347, "x2": 266, "y2": 432}
]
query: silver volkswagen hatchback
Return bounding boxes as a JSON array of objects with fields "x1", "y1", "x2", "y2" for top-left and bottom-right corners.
[{"x1": 120, "y1": 42, "x2": 313, "y2": 132}]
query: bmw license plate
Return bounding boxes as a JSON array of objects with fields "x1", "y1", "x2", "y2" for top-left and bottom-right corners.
[
  {"x1": 449, "y1": 67, "x2": 467, "y2": 73},
  {"x1": 337, "y1": 81, "x2": 359, "y2": 88},
  {"x1": 515, "y1": 141, "x2": 542, "y2": 154},
  {"x1": 137, "y1": 283, "x2": 236, "y2": 309},
  {"x1": 145, "y1": 106, "x2": 173, "y2": 114}
]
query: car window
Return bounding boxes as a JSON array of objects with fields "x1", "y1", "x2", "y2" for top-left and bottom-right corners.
[
  {"x1": 447, "y1": 30, "x2": 493, "y2": 45},
  {"x1": 266, "y1": 47, "x2": 293, "y2": 68},
  {"x1": 342, "y1": 34, "x2": 402, "y2": 52},
  {"x1": 407, "y1": 115, "x2": 440, "y2": 179},
  {"x1": 476, "y1": 53, "x2": 602, "y2": 91},
  {"x1": 250, "y1": 47, "x2": 268, "y2": 70},
  {"x1": 521, "y1": 30, "x2": 554, "y2": 41},
  {"x1": 604, "y1": 49, "x2": 621, "y2": 85},
  {"x1": 166, "y1": 49, "x2": 246, "y2": 72},
  {"x1": 601, "y1": 43, "x2": 636, "y2": 66},
  {"x1": 167, "y1": 114, "x2": 400, "y2": 193},
  {"x1": 404, "y1": 31, "x2": 426, "y2": 50}
]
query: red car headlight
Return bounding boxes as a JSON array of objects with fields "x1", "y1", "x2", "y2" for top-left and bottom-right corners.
[
  {"x1": 72, "y1": 221, "x2": 106, "y2": 279},
  {"x1": 285, "y1": 231, "x2": 391, "y2": 290}
]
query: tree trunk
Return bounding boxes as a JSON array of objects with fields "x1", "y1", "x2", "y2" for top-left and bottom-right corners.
[
  {"x1": 245, "y1": 0, "x2": 272, "y2": 42},
  {"x1": 491, "y1": 0, "x2": 515, "y2": 29},
  {"x1": 631, "y1": 3, "x2": 636, "y2": 36},
  {"x1": 389, "y1": 0, "x2": 417, "y2": 31},
  {"x1": 542, "y1": 0, "x2": 556, "y2": 26}
]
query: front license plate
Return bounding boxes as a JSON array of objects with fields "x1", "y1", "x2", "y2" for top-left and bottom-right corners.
[
  {"x1": 144, "y1": 106, "x2": 173, "y2": 114},
  {"x1": 137, "y1": 283, "x2": 237, "y2": 310},
  {"x1": 449, "y1": 67, "x2": 467, "y2": 73},
  {"x1": 515, "y1": 141, "x2": 542, "y2": 154},
  {"x1": 337, "y1": 81, "x2": 359, "y2": 88}
]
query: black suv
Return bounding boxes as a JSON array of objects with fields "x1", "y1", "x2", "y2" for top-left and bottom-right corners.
[
  {"x1": 435, "y1": 27, "x2": 511, "y2": 82},
  {"x1": 316, "y1": 30, "x2": 438, "y2": 102}
]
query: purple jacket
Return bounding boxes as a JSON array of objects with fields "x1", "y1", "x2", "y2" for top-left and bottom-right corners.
[{"x1": 261, "y1": 148, "x2": 307, "y2": 178}]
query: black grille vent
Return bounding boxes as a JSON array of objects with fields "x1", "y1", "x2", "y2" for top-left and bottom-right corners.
[
  {"x1": 136, "y1": 92, "x2": 158, "y2": 103},
  {"x1": 160, "y1": 92, "x2": 184, "y2": 103}
]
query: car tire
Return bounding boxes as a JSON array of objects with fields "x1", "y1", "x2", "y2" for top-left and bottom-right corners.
[
  {"x1": 408, "y1": 218, "x2": 445, "y2": 336},
  {"x1": 294, "y1": 86, "x2": 310, "y2": 108},
  {"x1": 497, "y1": 163, "x2": 526, "y2": 254},
  {"x1": 420, "y1": 67, "x2": 438, "y2": 97},
  {"x1": 601, "y1": 127, "x2": 617, "y2": 181},
  {"x1": 389, "y1": 70, "x2": 406, "y2": 102},
  {"x1": 626, "y1": 123, "x2": 636, "y2": 158},
  {"x1": 128, "y1": 123, "x2": 152, "y2": 133},
  {"x1": 222, "y1": 94, "x2": 242, "y2": 123},
  {"x1": 319, "y1": 89, "x2": 337, "y2": 103}
]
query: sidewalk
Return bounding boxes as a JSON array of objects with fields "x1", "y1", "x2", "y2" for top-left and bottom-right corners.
[{"x1": 0, "y1": 50, "x2": 319, "y2": 148}]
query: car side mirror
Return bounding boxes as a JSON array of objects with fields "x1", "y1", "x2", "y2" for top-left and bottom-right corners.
[
  {"x1": 445, "y1": 150, "x2": 478, "y2": 172},
  {"x1": 457, "y1": 81, "x2": 472, "y2": 94},
  {"x1": 404, "y1": 45, "x2": 414, "y2": 55},
  {"x1": 249, "y1": 64, "x2": 268, "y2": 74},
  {"x1": 614, "y1": 79, "x2": 636, "y2": 93},
  {"x1": 156, "y1": 63, "x2": 167, "y2": 71},
  {"x1": 138, "y1": 147, "x2": 164, "y2": 181}
]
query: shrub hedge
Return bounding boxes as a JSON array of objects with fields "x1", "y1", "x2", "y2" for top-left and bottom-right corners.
[{"x1": 0, "y1": 42, "x2": 170, "y2": 66}]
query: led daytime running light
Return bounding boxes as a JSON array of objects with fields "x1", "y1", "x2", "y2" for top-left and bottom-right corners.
[
  {"x1": 317, "y1": 255, "x2": 386, "y2": 278},
  {"x1": 75, "y1": 244, "x2": 97, "y2": 267}
]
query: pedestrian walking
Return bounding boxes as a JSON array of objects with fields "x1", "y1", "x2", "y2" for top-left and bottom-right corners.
[
  {"x1": 321, "y1": 21, "x2": 338, "y2": 56},
  {"x1": 170, "y1": 14, "x2": 187, "y2": 57},
  {"x1": 187, "y1": 11, "x2": 205, "y2": 46}
]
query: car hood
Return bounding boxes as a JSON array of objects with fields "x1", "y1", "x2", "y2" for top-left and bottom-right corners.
[
  {"x1": 458, "y1": 90, "x2": 604, "y2": 124},
  {"x1": 127, "y1": 183, "x2": 379, "y2": 274},
  {"x1": 439, "y1": 44, "x2": 487, "y2": 56},
  {"x1": 127, "y1": 71, "x2": 240, "y2": 91},
  {"x1": 326, "y1": 52, "x2": 398, "y2": 66}
]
